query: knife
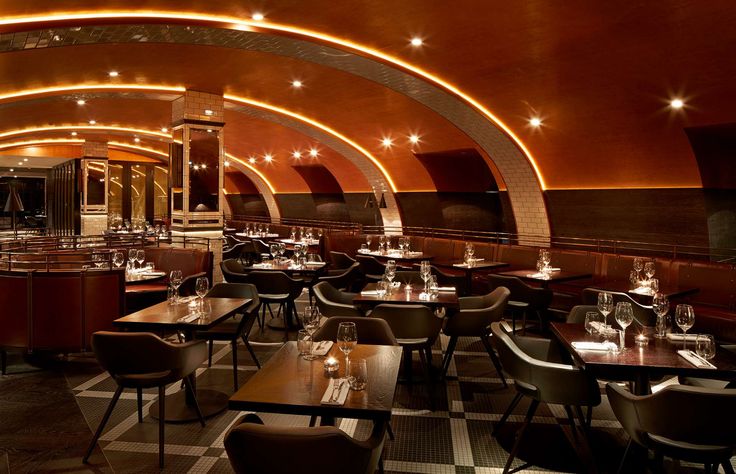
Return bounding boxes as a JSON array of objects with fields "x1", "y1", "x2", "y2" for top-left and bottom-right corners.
[
  {"x1": 688, "y1": 350, "x2": 715, "y2": 368},
  {"x1": 330, "y1": 379, "x2": 346, "y2": 403}
]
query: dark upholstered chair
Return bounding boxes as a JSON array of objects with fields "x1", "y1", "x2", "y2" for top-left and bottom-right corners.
[
  {"x1": 393, "y1": 270, "x2": 422, "y2": 285},
  {"x1": 328, "y1": 251, "x2": 357, "y2": 276},
  {"x1": 225, "y1": 414, "x2": 387, "y2": 474},
  {"x1": 195, "y1": 283, "x2": 261, "y2": 390},
  {"x1": 83, "y1": 332, "x2": 207, "y2": 468},
  {"x1": 607, "y1": 383, "x2": 736, "y2": 474},
  {"x1": 442, "y1": 287, "x2": 510, "y2": 384},
  {"x1": 312, "y1": 281, "x2": 364, "y2": 318},
  {"x1": 313, "y1": 316, "x2": 398, "y2": 346},
  {"x1": 370, "y1": 304, "x2": 443, "y2": 409},
  {"x1": 430, "y1": 265, "x2": 468, "y2": 296},
  {"x1": 223, "y1": 242, "x2": 247, "y2": 261},
  {"x1": 178, "y1": 271, "x2": 208, "y2": 297},
  {"x1": 490, "y1": 322, "x2": 601, "y2": 473},
  {"x1": 318, "y1": 262, "x2": 363, "y2": 292},
  {"x1": 356, "y1": 255, "x2": 386, "y2": 282},
  {"x1": 221, "y1": 259, "x2": 250, "y2": 284},
  {"x1": 566, "y1": 304, "x2": 613, "y2": 325},
  {"x1": 247, "y1": 271, "x2": 304, "y2": 330},
  {"x1": 251, "y1": 239, "x2": 271, "y2": 261},
  {"x1": 582, "y1": 288, "x2": 655, "y2": 328},
  {"x1": 488, "y1": 274, "x2": 552, "y2": 334}
]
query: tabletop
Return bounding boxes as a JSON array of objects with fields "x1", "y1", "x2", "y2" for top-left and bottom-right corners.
[
  {"x1": 277, "y1": 238, "x2": 320, "y2": 246},
  {"x1": 228, "y1": 342, "x2": 402, "y2": 421},
  {"x1": 113, "y1": 297, "x2": 250, "y2": 332},
  {"x1": 358, "y1": 250, "x2": 433, "y2": 262},
  {"x1": 448, "y1": 260, "x2": 509, "y2": 271},
  {"x1": 498, "y1": 269, "x2": 593, "y2": 286},
  {"x1": 235, "y1": 233, "x2": 280, "y2": 239},
  {"x1": 125, "y1": 271, "x2": 166, "y2": 285},
  {"x1": 588, "y1": 280, "x2": 699, "y2": 301},
  {"x1": 550, "y1": 322, "x2": 736, "y2": 392},
  {"x1": 353, "y1": 282, "x2": 459, "y2": 308},
  {"x1": 241, "y1": 260, "x2": 327, "y2": 274}
]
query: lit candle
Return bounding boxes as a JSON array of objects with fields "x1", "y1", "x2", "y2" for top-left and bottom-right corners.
[
  {"x1": 324, "y1": 356, "x2": 339, "y2": 373},
  {"x1": 635, "y1": 333, "x2": 649, "y2": 347},
  {"x1": 405, "y1": 284, "x2": 412, "y2": 299}
]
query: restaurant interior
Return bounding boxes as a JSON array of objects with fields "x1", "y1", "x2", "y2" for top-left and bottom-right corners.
[{"x1": 1, "y1": 1, "x2": 736, "y2": 473}]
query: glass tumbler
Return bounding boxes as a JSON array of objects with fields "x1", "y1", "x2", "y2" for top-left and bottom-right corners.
[{"x1": 347, "y1": 358, "x2": 368, "y2": 391}]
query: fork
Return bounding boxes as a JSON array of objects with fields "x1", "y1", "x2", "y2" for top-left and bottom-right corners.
[{"x1": 329, "y1": 378, "x2": 343, "y2": 403}]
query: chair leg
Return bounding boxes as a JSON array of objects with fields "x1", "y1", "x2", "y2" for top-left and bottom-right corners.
[
  {"x1": 387, "y1": 422, "x2": 395, "y2": 441},
  {"x1": 378, "y1": 455, "x2": 385, "y2": 474},
  {"x1": 184, "y1": 374, "x2": 206, "y2": 427},
  {"x1": 207, "y1": 340, "x2": 213, "y2": 367},
  {"x1": 521, "y1": 310, "x2": 528, "y2": 335},
  {"x1": 136, "y1": 387, "x2": 143, "y2": 423},
  {"x1": 503, "y1": 399, "x2": 539, "y2": 474},
  {"x1": 242, "y1": 335, "x2": 261, "y2": 369},
  {"x1": 231, "y1": 340, "x2": 239, "y2": 391},
  {"x1": 493, "y1": 392, "x2": 523, "y2": 437},
  {"x1": 442, "y1": 336, "x2": 458, "y2": 377},
  {"x1": 418, "y1": 347, "x2": 435, "y2": 411},
  {"x1": 402, "y1": 347, "x2": 413, "y2": 384},
  {"x1": 83, "y1": 385, "x2": 123, "y2": 463},
  {"x1": 616, "y1": 439, "x2": 633, "y2": 474},
  {"x1": 481, "y1": 334, "x2": 508, "y2": 388},
  {"x1": 158, "y1": 385, "x2": 165, "y2": 468}
]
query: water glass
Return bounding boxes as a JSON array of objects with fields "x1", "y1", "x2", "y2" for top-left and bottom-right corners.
[
  {"x1": 604, "y1": 328, "x2": 624, "y2": 353},
  {"x1": 584, "y1": 312, "x2": 604, "y2": 335},
  {"x1": 347, "y1": 358, "x2": 368, "y2": 391},
  {"x1": 429, "y1": 275, "x2": 439, "y2": 298},
  {"x1": 696, "y1": 334, "x2": 716, "y2": 360},
  {"x1": 297, "y1": 329, "x2": 312, "y2": 357},
  {"x1": 376, "y1": 280, "x2": 388, "y2": 297}
]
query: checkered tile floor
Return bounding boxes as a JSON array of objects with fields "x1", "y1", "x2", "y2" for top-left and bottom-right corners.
[{"x1": 65, "y1": 299, "x2": 725, "y2": 473}]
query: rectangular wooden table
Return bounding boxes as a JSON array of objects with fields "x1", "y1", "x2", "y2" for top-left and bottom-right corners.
[
  {"x1": 241, "y1": 260, "x2": 327, "y2": 276},
  {"x1": 443, "y1": 260, "x2": 509, "y2": 292},
  {"x1": 587, "y1": 280, "x2": 699, "y2": 302},
  {"x1": 229, "y1": 342, "x2": 402, "y2": 423},
  {"x1": 498, "y1": 269, "x2": 593, "y2": 288},
  {"x1": 550, "y1": 322, "x2": 736, "y2": 395},
  {"x1": 358, "y1": 250, "x2": 433, "y2": 264},
  {"x1": 113, "y1": 297, "x2": 251, "y2": 422},
  {"x1": 353, "y1": 282, "x2": 459, "y2": 309}
]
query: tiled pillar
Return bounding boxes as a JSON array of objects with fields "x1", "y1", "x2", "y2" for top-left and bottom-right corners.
[
  {"x1": 80, "y1": 141, "x2": 109, "y2": 235},
  {"x1": 170, "y1": 90, "x2": 226, "y2": 282}
]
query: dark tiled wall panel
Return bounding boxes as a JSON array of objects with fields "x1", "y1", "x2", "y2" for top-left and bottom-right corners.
[
  {"x1": 344, "y1": 193, "x2": 383, "y2": 226},
  {"x1": 395, "y1": 192, "x2": 509, "y2": 232},
  {"x1": 225, "y1": 194, "x2": 269, "y2": 217}
]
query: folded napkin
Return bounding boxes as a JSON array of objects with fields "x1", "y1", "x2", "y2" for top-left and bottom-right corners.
[
  {"x1": 548, "y1": 267, "x2": 561, "y2": 272},
  {"x1": 571, "y1": 341, "x2": 616, "y2": 351},
  {"x1": 142, "y1": 271, "x2": 165, "y2": 276},
  {"x1": 311, "y1": 340, "x2": 334, "y2": 356},
  {"x1": 630, "y1": 286, "x2": 654, "y2": 296},
  {"x1": 360, "y1": 290, "x2": 380, "y2": 295},
  {"x1": 304, "y1": 261, "x2": 325, "y2": 266},
  {"x1": 677, "y1": 350, "x2": 716, "y2": 369},
  {"x1": 177, "y1": 313, "x2": 200, "y2": 323},
  {"x1": 321, "y1": 378, "x2": 350, "y2": 406},
  {"x1": 528, "y1": 272, "x2": 551, "y2": 279},
  {"x1": 667, "y1": 333, "x2": 700, "y2": 342},
  {"x1": 357, "y1": 249, "x2": 370, "y2": 254},
  {"x1": 407, "y1": 252, "x2": 423, "y2": 257},
  {"x1": 453, "y1": 263, "x2": 469, "y2": 268},
  {"x1": 252, "y1": 263, "x2": 271, "y2": 268},
  {"x1": 437, "y1": 286, "x2": 456, "y2": 292},
  {"x1": 589, "y1": 321, "x2": 608, "y2": 332},
  {"x1": 178, "y1": 295, "x2": 197, "y2": 303}
]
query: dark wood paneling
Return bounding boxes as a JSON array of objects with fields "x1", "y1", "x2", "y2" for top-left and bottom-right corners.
[
  {"x1": 225, "y1": 194, "x2": 269, "y2": 217},
  {"x1": 545, "y1": 189, "x2": 709, "y2": 246}
]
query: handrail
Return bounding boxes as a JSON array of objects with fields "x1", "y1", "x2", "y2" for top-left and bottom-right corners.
[{"x1": 0, "y1": 233, "x2": 215, "y2": 254}]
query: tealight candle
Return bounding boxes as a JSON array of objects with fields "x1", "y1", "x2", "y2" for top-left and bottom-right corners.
[
  {"x1": 323, "y1": 356, "x2": 339, "y2": 374},
  {"x1": 635, "y1": 333, "x2": 649, "y2": 347},
  {"x1": 404, "y1": 284, "x2": 412, "y2": 299}
]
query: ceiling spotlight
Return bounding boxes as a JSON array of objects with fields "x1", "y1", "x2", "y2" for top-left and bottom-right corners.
[
  {"x1": 381, "y1": 137, "x2": 394, "y2": 148},
  {"x1": 161, "y1": 127, "x2": 168, "y2": 133},
  {"x1": 108, "y1": 71, "x2": 119, "y2": 77},
  {"x1": 88, "y1": 120, "x2": 96, "y2": 125},
  {"x1": 23, "y1": 158, "x2": 28, "y2": 162},
  {"x1": 264, "y1": 154, "x2": 273, "y2": 162},
  {"x1": 224, "y1": 160, "x2": 230, "y2": 167},
  {"x1": 76, "y1": 99, "x2": 86, "y2": 105},
  {"x1": 410, "y1": 37, "x2": 423, "y2": 47},
  {"x1": 309, "y1": 148, "x2": 319, "y2": 157},
  {"x1": 670, "y1": 98, "x2": 685, "y2": 109},
  {"x1": 252, "y1": 12, "x2": 265, "y2": 21},
  {"x1": 291, "y1": 80, "x2": 303, "y2": 88},
  {"x1": 248, "y1": 157, "x2": 256, "y2": 164},
  {"x1": 529, "y1": 117, "x2": 542, "y2": 127},
  {"x1": 206, "y1": 129, "x2": 213, "y2": 133},
  {"x1": 292, "y1": 151, "x2": 302, "y2": 159},
  {"x1": 9, "y1": 168, "x2": 13, "y2": 172},
  {"x1": 71, "y1": 131, "x2": 77, "y2": 136},
  {"x1": 201, "y1": 164, "x2": 207, "y2": 169},
  {"x1": 409, "y1": 134, "x2": 420, "y2": 144},
  {"x1": 134, "y1": 137, "x2": 140, "y2": 143},
  {"x1": 18, "y1": 162, "x2": 22, "y2": 165},
  {"x1": 204, "y1": 109, "x2": 214, "y2": 116},
  {"x1": 193, "y1": 164, "x2": 200, "y2": 170}
]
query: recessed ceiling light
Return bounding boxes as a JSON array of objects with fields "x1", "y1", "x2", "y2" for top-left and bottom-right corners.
[
  {"x1": 409, "y1": 134, "x2": 420, "y2": 144},
  {"x1": 264, "y1": 154, "x2": 273, "y2": 162},
  {"x1": 206, "y1": 129, "x2": 213, "y2": 133},
  {"x1": 252, "y1": 12, "x2": 265, "y2": 21},
  {"x1": 23, "y1": 158, "x2": 28, "y2": 162},
  {"x1": 381, "y1": 137, "x2": 393, "y2": 148},
  {"x1": 161, "y1": 127, "x2": 168, "y2": 133},
  {"x1": 529, "y1": 117, "x2": 542, "y2": 127},
  {"x1": 248, "y1": 157, "x2": 256, "y2": 164},
  {"x1": 134, "y1": 137, "x2": 140, "y2": 143},
  {"x1": 224, "y1": 160, "x2": 230, "y2": 167},
  {"x1": 292, "y1": 151, "x2": 301, "y2": 159},
  {"x1": 201, "y1": 164, "x2": 207, "y2": 169},
  {"x1": 18, "y1": 162, "x2": 22, "y2": 165},
  {"x1": 309, "y1": 148, "x2": 319, "y2": 157},
  {"x1": 410, "y1": 37, "x2": 423, "y2": 47},
  {"x1": 88, "y1": 120, "x2": 96, "y2": 125},
  {"x1": 193, "y1": 164, "x2": 200, "y2": 170},
  {"x1": 108, "y1": 71, "x2": 119, "y2": 77},
  {"x1": 9, "y1": 168, "x2": 13, "y2": 172},
  {"x1": 291, "y1": 80, "x2": 303, "y2": 88},
  {"x1": 670, "y1": 98, "x2": 685, "y2": 109},
  {"x1": 71, "y1": 131, "x2": 77, "y2": 136},
  {"x1": 204, "y1": 109, "x2": 214, "y2": 116},
  {"x1": 76, "y1": 99, "x2": 86, "y2": 105}
]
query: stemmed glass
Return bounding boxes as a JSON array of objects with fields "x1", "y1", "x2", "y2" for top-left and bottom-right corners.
[
  {"x1": 652, "y1": 293, "x2": 669, "y2": 338},
  {"x1": 337, "y1": 322, "x2": 357, "y2": 367},
  {"x1": 384, "y1": 260, "x2": 396, "y2": 292},
  {"x1": 419, "y1": 260, "x2": 432, "y2": 294},
  {"x1": 136, "y1": 249, "x2": 145, "y2": 270},
  {"x1": 675, "y1": 304, "x2": 695, "y2": 349},
  {"x1": 615, "y1": 302, "x2": 634, "y2": 350},
  {"x1": 169, "y1": 270, "x2": 183, "y2": 303},
  {"x1": 195, "y1": 276, "x2": 209, "y2": 313},
  {"x1": 366, "y1": 235, "x2": 372, "y2": 250},
  {"x1": 112, "y1": 251, "x2": 124, "y2": 269},
  {"x1": 597, "y1": 292, "x2": 613, "y2": 325},
  {"x1": 128, "y1": 248, "x2": 137, "y2": 269},
  {"x1": 299, "y1": 306, "x2": 321, "y2": 361},
  {"x1": 378, "y1": 235, "x2": 386, "y2": 252},
  {"x1": 644, "y1": 261, "x2": 656, "y2": 280},
  {"x1": 270, "y1": 244, "x2": 279, "y2": 261},
  {"x1": 633, "y1": 257, "x2": 644, "y2": 279},
  {"x1": 278, "y1": 243, "x2": 286, "y2": 260}
]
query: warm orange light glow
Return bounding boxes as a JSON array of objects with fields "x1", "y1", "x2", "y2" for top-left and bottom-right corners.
[
  {"x1": 0, "y1": 84, "x2": 185, "y2": 103},
  {"x1": 226, "y1": 152, "x2": 277, "y2": 194},
  {"x1": 0, "y1": 12, "x2": 545, "y2": 188},
  {"x1": 108, "y1": 141, "x2": 168, "y2": 158},
  {"x1": 0, "y1": 138, "x2": 84, "y2": 150},
  {"x1": 0, "y1": 125, "x2": 172, "y2": 140}
]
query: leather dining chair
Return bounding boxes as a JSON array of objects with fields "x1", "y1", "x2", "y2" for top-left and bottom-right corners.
[
  {"x1": 83, "y1": 331, "x2": 208, "y2": 469},
  {"x1": 178, "y1": 271, "x2": 208, "y2": 296},
  {"x1": 370, "y1": 304, "x2": 443, "y2": 409},
  {"x1": 566, "y1": 304, "x2": 614, "y2": 325},
  {"x1": 195, "y1": 283, "x2": 261, "y2": 391},
  {"x1": 328, "y1": 251, "x2": 357, "y2": 276},
  {"x1": 394, "y1": 270, "x2": 422, "y2": 285},
  {"x1": 220, "y1": 259, "x2": 250, "y2": 284},
  {"x1": 607, "y1": 383, "x2": 736, "y2": 474},
  {"x1": 318, "y1": 262, "x2": 363, "y2": 292},
  {"x1": 441, "y1": 287, "x2": 510, "y2": 384},
  {"x1": 247, "y1": 271, "x2": 304, "y2": 330},
  {"x1": 581, "y1": 288, "x2": 655, "y2": 327},
  {"x1": 251, "y1": 239, "x2": 272, "y2": 261},
  {"x1": 490, "y1": 322, "x2": 601, "y2": 473},
  {"x1": 488, "y1": 274, "x2": 552, "y2": 334},
  {"x1": 356, "y1": 255, "x2": 387, "y2": 282},
  {"x1": 312, "y1": 281, "x2": 365, "y2": 318},
  {"x1": 225, "y1": 413, "x2": 387, "y2": 474},
  {"x1": 222, "y1": 242, "x2": 246, "y2": 261},
  {"x1": 313, "y1": 316, "x2": 398, "y2": 346}
]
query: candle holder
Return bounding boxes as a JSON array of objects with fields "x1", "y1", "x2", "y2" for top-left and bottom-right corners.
[
  {"x1": 323, "y1": 356, "x2": 340, "y2": 375},
  {"x1": 635, "y1": 333, "x2": 649, "y2": 347}
]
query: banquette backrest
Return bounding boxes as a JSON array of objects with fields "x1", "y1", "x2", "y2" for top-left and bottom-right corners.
[{"x1": 130, "y1": 246, "x2": 213, "y2": 282}]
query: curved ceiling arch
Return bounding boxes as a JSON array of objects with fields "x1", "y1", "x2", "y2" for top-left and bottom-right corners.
[{"x1": 0, "y1": 14, "x2": 549, "y2": 236}]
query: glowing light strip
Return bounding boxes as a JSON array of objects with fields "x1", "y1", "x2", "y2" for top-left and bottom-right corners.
[
  {"x1": 0, "y1": 12, "x2": 545, "y2": 188},
  {"x1": 108, "y1": 141, "x2": 168, "y2": 158},
  {"x1": 226, "y1": 152, "x2": 277, "y2": 195},
  {"x1": 0, "y1": 138, "x2": 167, "y2": 159},
  {"x1": 0, "y1": 84, "x2": 184, "y2": 103},
  {"x1": 225, "y1": 95, "x2": 396, "y2": 192},
  {"x1": 0, "y1": 125, "x2": 172, "y2": 140}
]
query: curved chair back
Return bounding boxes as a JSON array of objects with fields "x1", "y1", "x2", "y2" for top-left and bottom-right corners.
[
  {"x1": 566, "y1": 305, "x2": 612, "y2": 325},
  {"x1": 356, "y1": 255, "x2": 386, "y2": 278},
  {"x1": 445, "y1": 287, "x2": 510, "y2": 336},
  {"x1": 488, "y1": 274, "x2": 552, "y2": 310},
  {"x1": 490, "y1": 322, "x2": 600, "y2": 406},
  {"x1": 207, "y1": 282, "x2": 261, "y2": 314},
  {"x1": 251, "y1": 239, "x2": 271, "y2": 258},
  {"x1": 318, "y1": 262, "x2": 362, "y2": 291},
  {"x1": 607, "y1": 383, "x2": 736, "y2": 449},
  {"x1": 329, "y1": 251, "x2": 357, "y2": 271},
  {"x1": 225, "y1": 234, "x2": 241, "y2": 249},
  {"x1": 430, "y1": 265, "x2": 468, "y2": 295},
  {"x1": 312, "y1": 281, "x2": 363, "y2": 318},
  {"x1": 313, "y1": 316, "x2": 398, "y2": 345},
  {"x1": 178, "y1": 271, "x2": 207, "y2": 296},
  {"x1": 220, "y1": 259, "x2": 250, "y2": 284},
  {"x1": 248, "y1": 271, "x2": 304, "y2": 299},
  {"x1": 581, "y1": 288, "x2": 654, "y2": 327},
  {"x1": 223, "y1": 242, "x2": 246, "y2": 261},
  {"x1": 394, "y1": 270, "x2": 422, "y2": 285},
  {"x1": 370, "y1": 304, "x2": 442, "y2": 343}
]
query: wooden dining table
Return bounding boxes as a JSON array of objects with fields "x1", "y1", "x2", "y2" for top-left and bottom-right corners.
[
  {"x1": 113, "y1": 297, "x2": 251, "y2": 422},
  {"x1": 550, "y1": 322, "x2": 736, "y2": 395},
  {"x1": 353, "y1": 282, "x2": 459, "y2": 310},
  {"x1": 587, "y1": 280, "x2": 699, "y2": 303},
  {"x1": 498, "y1": 269, "x2": 593, "y2": 289},
  {"x1": 358, "y1": 250, "x2": 433, "y2": 265},
  {"x1": 229, "y1": 342, "x2": 402, "y2": 424}
]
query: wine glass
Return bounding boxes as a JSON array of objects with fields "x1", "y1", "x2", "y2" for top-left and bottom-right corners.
[
  {"x1": 299, "y1": 306, "x2": 321, "y2": 360},
  {"x1": 420, "y1": 260, "x2": 432, "y2": 293},
  {"x1": 112, "y1": 251, "x2": 124, "y2": 269},
  {"x1": 195, "y1": 276, "x2": 209, "y2": 312},
  {"x1": 675, "y1": 304, "x2": 695, "y2": 349},
  {"x1": 378, "y1": 235, "x2": 386, "y2": 252},
  {"x1": 652, "y1": 293, "x2": 669, "y2": 338},
  {"x1": 384, "y1": 260, "x2": 396, "y2": 291},
  {"x1": 633, "y1": 257, "x2": 644, "y2": 276},
  {"x1": 615, "y1": 302, "x2": 634, "y2": 349},
  {"x1": 644, "y1": 261, "x2": 656, "y2": 280},
  {"x1": 169, "y1": 270, "x2": 183, "y2": 303},
  {"x1": 136, "y1": 249, "x2": 145, "y2": 270},
  {"x1": 270, "y1": 244, "x2": 279, "y2": 261},
  {"x1": 128, "y1": 248, "x2": 137, "y2": 268},
  {"x1": 597, "y1": 292, "x2": 614, "y2": 324},
  {"x1": 337, "y1": 322, "x2": 357, "y2": 366},
  {"x1": 366, "y1": 234, "x2": 372, "y2": 250}
]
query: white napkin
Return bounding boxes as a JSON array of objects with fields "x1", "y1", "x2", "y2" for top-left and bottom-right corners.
[
  {"x1": 437, "y1": 287, "x2": 456, "y2": 292},
  {"x1": 677, "y1": 350, "x2": 716, "y2": 369},
  {"x1": 177, "y1": 313, "x2": 199, "y2": 323},
  {"x1": 571, "y1": 341, "x2": 616, "y2": 351},
  {"x1": 321, "y1": 378, "x2": 350, "y2": 405},
  {"x1": 361, "y1": 290, "x2": 380, "y2": 295},
  {"x1": 304, "y1": 262, "x2": 325, "y2": 266},
  {"x1": 667, "y1": 333, "x2": 700, "y2": 342},
  {"x1": 630, "y1": 287, "x2": 654, "y2": 296},
  {"x1": 357, "y1": 249, "x2": 370, "y2": 254},
  {"x1": 142, "y1": 271, "x2": 165, "y2": 276},
  {"x1": 528, "y1": 272, "x2": 550, "y2": 279},
  {"x1": 453, "y1": 263, "x2": 469, "y2": 268},
  {"x1": 311, "y1": 340, "x2": 333, "y2": 356},
  {"x1": 252, "y1": 263, "x2": 271, "y2": 268},
  {"x1": 589, "y1": 321, "x2": 608, "y2": 332}
]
